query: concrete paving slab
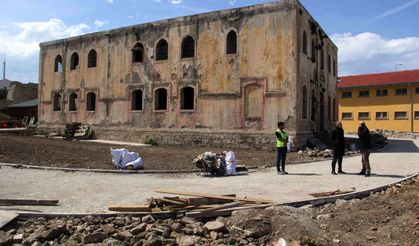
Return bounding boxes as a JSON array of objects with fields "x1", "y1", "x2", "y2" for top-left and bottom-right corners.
[{"x1": 0, "y1": 138, "x2": 418, "y2": 214}]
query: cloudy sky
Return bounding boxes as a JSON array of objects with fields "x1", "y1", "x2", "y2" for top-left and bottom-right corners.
[{"x1": 0, "y1": 0, "x2": 418, "y2": 83}]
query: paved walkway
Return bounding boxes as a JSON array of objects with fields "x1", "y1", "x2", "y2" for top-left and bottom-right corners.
[{"x1": 0, "y1": 138, "x2": 418, "y2": 214}]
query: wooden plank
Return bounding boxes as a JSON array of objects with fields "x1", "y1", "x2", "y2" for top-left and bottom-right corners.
[
  {"x1": 156, "y1": 198, "x2": 187, "y2": 206},
  {"x1": 155, "y1": 190, "x2": 273, "y2": 204},
  {"x1": 186, "y1": 204, "x2": 272, "y2": 219},
  {"x1": 0, "y1": 199, "x2": 59, "y2": 206},
  {"x1": 187, "y1": 194, "x2": 236, "y2": 205},
  {"x1": 309, "y1": 188, "x2": 355, "y2": 198},
  {"x1": 108, "y1": 205, "x2": 151, "y2": 212},
  {"x1": 188, "y1": 202, "x2": 242, "y2": 216}
]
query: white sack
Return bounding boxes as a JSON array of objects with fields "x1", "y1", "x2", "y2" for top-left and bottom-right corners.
[{"x1": 225, "y1": 151, "x2": 237, "y2": 175}]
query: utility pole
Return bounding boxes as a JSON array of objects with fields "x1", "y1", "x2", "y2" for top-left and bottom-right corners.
[
  {"x1": 2, "y1": 59, "x2": 5, "y2": 80},
  {"x1": 395, "y1": 64, "x2": 403, "y2": 72}
]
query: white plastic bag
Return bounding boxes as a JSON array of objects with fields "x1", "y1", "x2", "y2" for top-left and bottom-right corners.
[
  {"x1": 111, "y1": 148, "x2": 144, "y2": 170},
  {"x1": 225, "y1": 151, "x2": 237, "y2": 175},
  {"x1": 125, "y1": 157, "x2": 144, "y2": 170},
  {"x1": 111, "y1": 148, "x2": 128, "y2": 168}
]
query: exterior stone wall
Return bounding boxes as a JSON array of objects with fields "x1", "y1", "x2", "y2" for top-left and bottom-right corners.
[{"x1": 37, "y1": 0, "x2": 337, "y2": 148}]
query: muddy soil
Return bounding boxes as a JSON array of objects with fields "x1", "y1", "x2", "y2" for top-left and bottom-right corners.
[{"x1": 0, "y1": 132, "x2": 327, "y2": 171}]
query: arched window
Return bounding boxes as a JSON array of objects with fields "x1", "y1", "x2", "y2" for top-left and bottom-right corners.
[
  {"x1": 328, "y1": 55, "x2": 331, "y2": 73},
  {"x1": 302, "y1": 85, "x2": 307, "y2": 119},
  {"x1": 333, "y1": 59, "x2": 337, "y2": 76},
  {"x1": 69, "y1": 93, "x2": 78, "y2": 112},
  {"x1": 327, "y1": 95, "x2": 331, "y2": 121},
  {"x1": 54, "y1": 55, "x2": 63, "y2": 72},
  {"x1": 181, "y1": 36, "x2": 195, "y2": 58},
  {"x1": 311, "y1": 39, "x2": 316, "y2": 62},
  {"x1": 53, "y1": 92, "x2": 61, "y2": 111},
  {"x1": 86, "y1": 92, "x2": 96, "y2": 111},
  {"x1": 311, "y1": 89, "x2": 316, "y2": 121},
  {"x1": 131, "y1": 89, "x2": 143, "y2": 110},
  {"x1": 156, "y1": 39, "x2": 168, "y2": 61},
  {"x1": 320, "y1": 48, "x2": 324, "y2": 69},
  {"x1": 132, "y1": 43, "x2": 144, "y2": 63},
  {"x1": 226, "y1": 30, "x2": 237, "y2": 54},
  {"x1": 87, "y1": 49, "x2": 97, "y2": 68},
  {"x1": 180, "y1": 87, "x2": 194, "y2": 110},
  {"x1": 302, "y1": 31, "x2": 307, "y2": 55},
  {"x1": 154, "y1": 88, "x2": 167, "y2": 110},
  {"x1": 70, "y1": 52, "x2": 79, "y2": 70}
]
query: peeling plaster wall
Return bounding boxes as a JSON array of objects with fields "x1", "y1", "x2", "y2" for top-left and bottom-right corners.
[{"x1": 38, "y1": 0, "x2": 336, "y2": 146}]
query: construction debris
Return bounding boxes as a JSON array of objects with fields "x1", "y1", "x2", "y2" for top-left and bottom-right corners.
[
  {"x1": 111, "y1": 148, "x2": 144, "y2": 170},
  {"x1": 0, "y1": 199, "x2": 59, "y2": 206},
  {"x1": 309, "y1": 188, "x2": 356, "y2": 198},
  {"x1": 63, "y1": 122, "x2": 93, "y2": 140},
  {"x1": 108, "y1": 191, "x2": 274, "y2": 219},
  {"x1": 193, "y1": 151, "x2": 244, "y2": 176}
]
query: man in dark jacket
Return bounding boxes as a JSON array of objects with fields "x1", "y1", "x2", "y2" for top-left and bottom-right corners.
[
  {"x1": 330, "y1": 121, "x2": 345, "y2": 175},
  {"x1": 358, "y1": 121, "x2": 372, "y2": 177}
]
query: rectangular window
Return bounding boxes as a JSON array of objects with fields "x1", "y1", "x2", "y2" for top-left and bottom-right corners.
[
  {"x1": 415, "y1": 111, "x2": 419, "y2": 119},
  {"x1": 341, "y1": 91, "x2": 352, "y2": 98},
  {"x1": 395, "y1": 88, "x2": 407, "y2": 96},
  {"x1": 376, "y1": 112, "x2": 388, "y2": 120},
  {"x1": 342, "y1": 112, "x2": 352, "y2": 120},
  {"x1": 358, "y1": 90, "x2": 369, "y2": 97},
  {"x1": 358, "y1": 112, "x2": 370, "y2": 120},
  {"x1": 416, "y1": 88, "x2": 419, "y2": 94},
  {"x1": 376, "y1": 89, "x2": 388, "y2": 96},
  {"x1": 394, "y1": 111, "x2": 408, "y2": 119}
]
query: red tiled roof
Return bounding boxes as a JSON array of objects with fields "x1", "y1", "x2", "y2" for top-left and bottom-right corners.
[{"x1": 338, "y1": 69, "x2": 419, "y2": 88}]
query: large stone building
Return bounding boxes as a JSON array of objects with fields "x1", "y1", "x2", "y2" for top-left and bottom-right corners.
[{"x1": 38, "y1": 0, "x2": 338, "y2": 148}]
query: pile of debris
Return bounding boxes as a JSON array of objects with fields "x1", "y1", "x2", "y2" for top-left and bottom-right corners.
[
  {"x1": 192, "y1": 151, "x2": 246, "y2": 176},
  {"x1": 108, "y1": 190, "x2": 273, "y2": 219},
  {"x1": 372, "y1": 129, "x2": 419, "y2": 139},
  {"x1": 297, "y1": 147, "x2": 359, "y2": 158},
  {"x1": 62, "y1": 123, "x2": 93, "y2": 140},
  {"x1": 370, "y1": 131, "x2": 388, "y2": 150}
]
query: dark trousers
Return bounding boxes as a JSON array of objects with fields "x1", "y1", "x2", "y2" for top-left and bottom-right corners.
[
  {"x1": 276, "y1": 147, "x2": 287, "y2": 172},
  {"x1": 331, "y1": 154, "x2": 343, "y2": 172},
  {"x1": 361, "y1": 150, "x2": 371, "y2": 172}
]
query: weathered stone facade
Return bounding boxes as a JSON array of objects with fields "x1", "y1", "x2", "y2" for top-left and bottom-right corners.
[{"x1": 38, "y1": 0, "x2": 337, "y2": 148}]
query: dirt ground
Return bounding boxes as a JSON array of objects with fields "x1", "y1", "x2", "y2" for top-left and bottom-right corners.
[{"x1": 0, "y1": 132, "x2": 326, "y2": 171}]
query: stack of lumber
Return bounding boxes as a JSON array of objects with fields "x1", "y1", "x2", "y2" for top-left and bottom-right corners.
[
  {"x1": 108, "y1": 190, "x2": 274, "y2": 218},
  {"x1": 309, "y1": 188, "x2": 356, "y2": 198}
]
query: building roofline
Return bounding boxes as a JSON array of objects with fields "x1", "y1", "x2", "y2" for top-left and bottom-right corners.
[
  {"x1": 338, "y1": 81, "x2": 419, "y2": 89},
  {"x1": 40, "y1": 1, "x2": 294, "y2": 47},
  {"x1": 339, "y1": 69, "x2": 419, "y2": 80}
]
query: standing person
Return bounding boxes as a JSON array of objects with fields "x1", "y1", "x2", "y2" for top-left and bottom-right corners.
[
  {"x1": 275, "y1": 122, "x2": 289, "y2": 175},
  {"x1": 358, "y1": 121, "x2": 372, "y2": 177},
  {"x1": 330, "y1": 121, "x2": 345, "y2": 175}
]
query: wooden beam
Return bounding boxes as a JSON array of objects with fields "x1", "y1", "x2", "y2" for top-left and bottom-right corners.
[
  {"x1": 188, "y1": 202, "x2": 242, "y2": 216},
  {"x1": 108, "y1": 205, "x2": 151, "y2": 212},
  {"x1": 0, "y1": 199, "x2": 59, "y2": 206},
  {"x1": 154, "y1": 190, "x2": 273, "y2": 204}
]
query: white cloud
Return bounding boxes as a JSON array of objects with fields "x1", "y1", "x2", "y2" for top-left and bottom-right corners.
[
  {"x1": 331, "y1": 32, "x2": 419, "y2": 75},
  {"x1": 0, "y1": 19, "x2": 90, "y2": 82},
  {"x1": 229, "y1": 0, "x2": 237, "y2": 5},
  {"x1": 171, "y1": 0, "x2": 182, "y2": 4},
  {"x1": 94, "y1": 20, "x2": 109, "y2": 28},
  {"x1": 104, "y1": 0, "x2": 114, "y2": 4}
]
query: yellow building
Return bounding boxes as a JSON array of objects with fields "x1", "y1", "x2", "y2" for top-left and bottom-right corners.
[{"x1": 338, "y1": 69, "x2": 419, "y2": 133}]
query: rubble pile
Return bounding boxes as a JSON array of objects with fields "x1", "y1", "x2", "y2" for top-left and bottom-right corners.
[
  {"x1": 370, "y1": 131, "x2": 388, "y2": 150},
  {"x1": 373, "y1": 129, "x2": 419, "y2": 139},
  {"x1": 1, "y1": 214, "x2": 275, "y2": 246},
  {"x1": 62, "y1": 123, "x2": 93, "y2": 140},
  {"x1": 297, "y1": 148, "x2": 358, "y2": 158}
]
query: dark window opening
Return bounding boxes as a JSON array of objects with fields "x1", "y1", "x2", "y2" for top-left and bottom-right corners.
[
  {"x1": 131, "y1": 90, "x2": 143, "y2": 110},
  {"x1": 327, "y1": 96, "x2": 331, "y2": 121},
  {"x1": 342, "y1": 112, "x2": 352, "y2": 120},
  {"x1": 154, "y1": 88, "x2": 167, "y2": 110},
  {"x1": 87, "y1": 49, "x2": 97, "y2": 68},
  {"x1": 86, "y1": 92, "x2": 96, "y2": 111},
  {"x1": 181, "y1": 36, "x2": 195, "y2": 58},
  {"x1": 69, "y1": 93, "x2": 78, "y2": 111},
  {"x1": 320, "y1": 48, "x2": 324, "y2": 70},
  {"x1": 54, "y1": 55, "x2": 63, "y2": 72},
  {"x1": 376, "y1": 112, "x2": 388, "y2": 120},
  {"x1": 358, "y1": 112, "x2": 370, "y2": 120},
  {"x1": 302, "y1": 31, "x2": 307, "y2": 55},
  {"x1": 53, "y1": 93, "x2": 61, "y2": 111},
  {"x1": 311, "y1": 89, "x2": 316, "y2": 121},
  {"x1": 181, "y1": 87, "x2": 194, "y2": 110},
  {"x1": 376, "y1": 89, "x2": 388, "y2": 96},
  {"x1": 342, "y1": 91, "x2": 352, "y2": 98},
  {"x1": 333, "y1": 98, "x2": 336, "y2": 121},
  {"x1": 333, "y1": 59, "x2": 337, "y2": 76},
  {"x1": 226, "y1": 30, "x2": 237, "y2": 54},
  {"x1": 395, "y1": 88, "x2": 407, "y2": 96},
  {"x1": 416, "y1": 87, "x2": 419, "y2": 94},
  {"x1": 156, "y1": 39, "x2": 168, "y2": 61},
  {"x1": 395, "y1": 111, "x2": 407, "y2": 119},
  {"x1": 132, "y1": 43, "x2": 144, "y2": 63},
  {"x1": 359, "y1": 90, "x2": 369, "y2": 97},
  {"x1": 328, "y1": 55, "x2": 331, "y2": 73},
  {"x1": 70, "y1": 52, "x2": 79, "y2": 70},
  {"x1": 311, "y1": 40, "x2": 316, "y2": 62},
  {"x1": 302, "y1": 85, "x2": 307, "y2": 119}
]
